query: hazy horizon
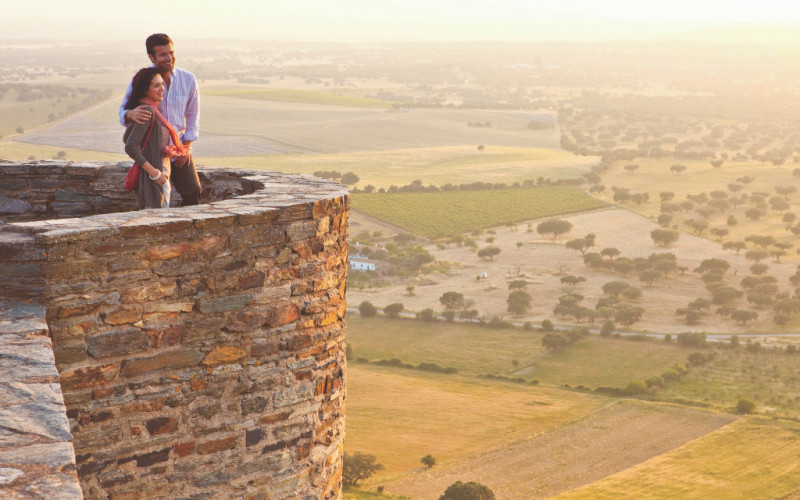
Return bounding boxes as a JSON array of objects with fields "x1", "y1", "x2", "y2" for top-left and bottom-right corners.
[{"x1": 5, "y1": 0, "x2": 800, "y2": 44}]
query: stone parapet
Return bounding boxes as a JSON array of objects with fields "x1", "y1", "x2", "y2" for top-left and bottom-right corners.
[
  {"x1": 0, "y1": 301, "x2": 82, "y2": 499},
  {"x1": 0, "y1": 162, "x2": 348, "y2": 499}
]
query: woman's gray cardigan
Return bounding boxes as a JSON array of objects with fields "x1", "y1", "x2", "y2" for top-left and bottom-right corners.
[{"x1": 124, "y1": 106, "x2": 167, "y2": 209}]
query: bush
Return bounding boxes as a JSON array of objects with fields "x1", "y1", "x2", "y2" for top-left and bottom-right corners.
[
  {"x1": 542, "y1": 332, "x2": 570, "y2": 352},
  {"x1": 677, "y1": 332, "x2": 707, "y2": 347},
  {"x1": 688, "y1": 351, "x2": 714, "y2": 367},
  {"x1": 359, "y1": 301, "x2": 378, "y2": 317},
  {"x1": 620, "y1": 379, "x2": 647, "y2": 396},
  {"x1": 736, "y1": 398, "x2": 757, "y2": 414},
  {"x1": 645, "y1": 376, "x2": 664, "y2": 388},
  {"x1": 600, "y1": 320, "x2": 615, "y2": 337},
  {"x1": 383, "y1": 302, "x2": 404, "y2": 318},
  {"x1": 417, "y1": 308, "x2": 436, "y2": 321},
  {"x1": 487, "y1": 316, "x2": 513, "y2": 329},
  {"x1": 439, "y1": 481, "x2": 496, "y2": 500},
  {"x1": 662, "y1": 362, "x2": 687, "y2": 382}
]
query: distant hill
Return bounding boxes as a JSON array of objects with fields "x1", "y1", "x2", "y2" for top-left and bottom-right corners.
[{"x1": 669, "y1": 25, "x2": 800, "y2": 47}]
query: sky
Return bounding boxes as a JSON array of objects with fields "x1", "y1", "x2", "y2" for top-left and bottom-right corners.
[{"x1": 3, "y1": 0, "x2": 800, "y2": 42}]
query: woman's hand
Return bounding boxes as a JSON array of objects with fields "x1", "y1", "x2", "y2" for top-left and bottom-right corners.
[{"x1": 156, "y1": 171, "x2": 170, "y2": 186}]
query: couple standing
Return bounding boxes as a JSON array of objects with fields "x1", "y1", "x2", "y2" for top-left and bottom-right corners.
[{"x1": 122, "y1": 33, "x2": 201, "y2": 209}]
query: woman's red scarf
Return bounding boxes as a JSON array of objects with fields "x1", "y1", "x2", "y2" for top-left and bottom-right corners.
[{"x1": 140, "y1": 98, "x2": 191, "y2": 158}]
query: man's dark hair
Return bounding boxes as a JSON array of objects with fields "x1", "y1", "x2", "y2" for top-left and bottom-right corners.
[
  {"x1": 146, "y1": 33, "x2": 173, "y2": 55},
  {"x1": 124, "y1": 67, "x2": 160, "y2": 110}
]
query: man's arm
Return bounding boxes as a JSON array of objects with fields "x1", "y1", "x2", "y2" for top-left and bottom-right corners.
[
  {"x1": 119, "y1": 79, "x2": 151, "y2": 126},
  {"x1": 182, "y1": 75, "x2": 200, "y2": 143}
]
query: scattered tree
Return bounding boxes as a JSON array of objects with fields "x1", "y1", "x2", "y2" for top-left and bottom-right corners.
[
  {"x1": 439, "y1": 292, "x2": 465, "y2": 309},
  {"x1": 536, "y1": 219, "x2": 573, "y2": 239},
  {"x1": 421, "y1": 454, "x2": 436, "y2": 468},
  {"x1": 722, "y1": 241, "x2": 746, "y2": 254},
  {"x1": 565, "y1": 233, "x2": 596, "y2": 254},
  {"x1": 508, "y1": 280, "x2": 527, "y2": 290},
  {"x1": 560, "y1": 275, "x2": 586, "y2": 287},
  {"x1": 507, "y1": 290, "x2": 532, "y2": 314},
  {"x1": 340, "y1": 172, "x2": 360, "y2": 185},
  {"x1": 615, "y1": 306, "x2": 644, "y2": 326},
  {"x1": 670, "y1": 164, "x2": 687, "y2": 174},
  {"x1": 600, "y1": 247, "x2": 621, "y2": 260},
  {"x1": 343, "y1": 452, "x2": 384, "y2": 487},
  {"x1": 439, "y1": 481, "x2": 496, "y2": 500},
  {"x1": 477, "y1": 246, "x2": 501, "y2": 261},
  {"x1": 731, "y1": 309, "x2": 758, "y2": 325},
  {"x1": 651, "y1": 228, "x2": 679, "y2": 247}
]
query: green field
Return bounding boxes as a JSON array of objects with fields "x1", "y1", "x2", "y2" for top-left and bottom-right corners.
[
  {"x1": 350, "y1": 186, "x2": 607, "y2": 238},
  {"x1": 0, "y1": 89, "x2": 101, "y2": 137},
  {"x1": 201, "y1": 145, "x2": 592, "y2": 190},
  {"x1": 660, "y1": 348, "x2": 800, "y2": 418},
  {"x1": 558, "y1": 417, "x2": 800, "y2": 499},
  {"x1": 203, "y1": 88, "x2": 395, "y2": 108},
  {"x1": 346, "y1": 317, "x2": 800, "y2": 497},
  {"x1": 347, "y1": 316, "x2": 693, "y2": 387}
]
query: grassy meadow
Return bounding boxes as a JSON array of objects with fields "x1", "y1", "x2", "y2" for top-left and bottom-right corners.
[
  {"x1": 344, "y1": 362, "x2": 610, "y2": 481},
  {"x1": 557, "y1": 417, "x2": 800, "y2": 500},
  {"x1": 660, "y1": 348, "x2": 800, "y2": 418},
  {"x1": 351, "y1": 186, "x2": 607, "y2": 238},
  {"x1": 345, "y1": 316, "x2": 800, "y2": 497},
  {"x1": 202, "y1": 146, "x2": 593, "y2": 190},
  {"x1": 0, "y1": 89, "x2": 103, "y2": 138},
  {"x1": 347, "y1": 316, "x2": 691, "y2": 387}
]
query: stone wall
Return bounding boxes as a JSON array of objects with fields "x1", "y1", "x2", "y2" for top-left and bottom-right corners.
[{"x1": 0, "y1": 161, "x2": 348, "y2": 499}]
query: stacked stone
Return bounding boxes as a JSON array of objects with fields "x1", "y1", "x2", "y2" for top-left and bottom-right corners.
[
  {"x1": 0, "y1": 162, "x2": 139, "y2": 222},
  {"x1": 0, "y1": 163, "x2": 349, "y2": 499},
  {"x1": 0, "y1": 302, "x2": 82, "y2": 499}
]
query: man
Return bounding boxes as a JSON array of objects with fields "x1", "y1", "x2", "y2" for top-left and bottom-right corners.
[{"x1": 120, "y1": 33, "x2": 201, "y2": 206}]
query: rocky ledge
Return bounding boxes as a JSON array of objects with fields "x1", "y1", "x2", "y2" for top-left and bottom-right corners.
[{"x1": 0, "y1": 301, "x2": 81, "y2": 499}]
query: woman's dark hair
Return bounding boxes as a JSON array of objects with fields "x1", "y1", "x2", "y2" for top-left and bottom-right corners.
[{"x1": 124, "y1": 67, "x2": 160, "y2": 110}]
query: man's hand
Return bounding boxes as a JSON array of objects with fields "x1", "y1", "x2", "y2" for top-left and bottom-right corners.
[
  {"x1": 174, "y1": 154, "x2": 191, "y2": 167},
  {"x1": 174, "y1": 140, "x2": 193, "y2": 167},
  {"x1": 125, "y1": 105, "x2": 152, "y2": 125}
]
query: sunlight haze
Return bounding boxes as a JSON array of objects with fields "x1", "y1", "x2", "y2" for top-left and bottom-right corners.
[{"x1": 4, "y1": 0, "x2": 800, "y2": 42}]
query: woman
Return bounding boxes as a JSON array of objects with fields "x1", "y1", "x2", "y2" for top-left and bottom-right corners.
[{"x1": 123, "y1": 67, "x2": 189, "y2": 209}]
